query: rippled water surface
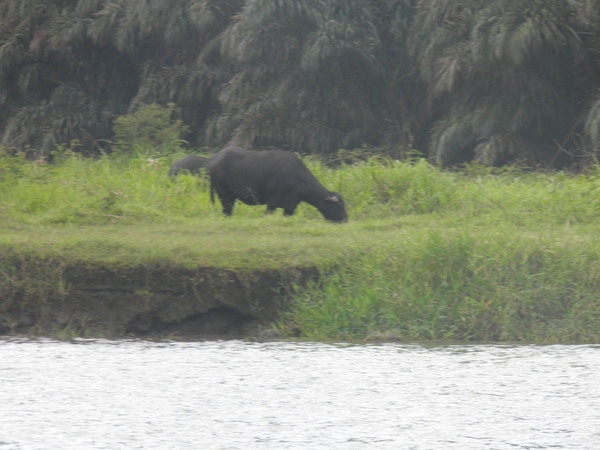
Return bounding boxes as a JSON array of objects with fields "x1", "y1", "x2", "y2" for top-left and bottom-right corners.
[{"x1": 1, "y1": 339, "x2": 599, "y2": 449}]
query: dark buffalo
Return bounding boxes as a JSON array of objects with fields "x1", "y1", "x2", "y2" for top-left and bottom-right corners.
[
  {"x1": 169, "y1": 155, "x2": 211, "y2": 176},
  {"x1": 208, "y1": 146, "x2": 348, "y2": 222}
]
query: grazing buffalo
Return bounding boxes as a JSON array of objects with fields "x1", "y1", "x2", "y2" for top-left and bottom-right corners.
[
  {"x1": 208, "y1": 146, "x2": 348, "y2": 222},
  {"x1": 169, "y1": 155, "x2": 211, "y2": 176}
]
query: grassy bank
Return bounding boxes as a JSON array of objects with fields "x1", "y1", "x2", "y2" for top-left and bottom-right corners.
[
  {"x1": 1, "y1": 150, "x2": 600, "y2": 342},
  {"x1": 282, "y1": 228, "x2": 600, "y2": 343}
]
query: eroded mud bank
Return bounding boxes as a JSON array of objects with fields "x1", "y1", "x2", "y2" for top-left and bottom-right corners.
[{"x1": 0, "y1": 256, "x2": 318, "y2": 338}]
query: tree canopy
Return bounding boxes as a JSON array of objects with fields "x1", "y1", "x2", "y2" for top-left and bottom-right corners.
[
  {"x1": 410, "y1": 0, "x2": 593, "y2": 167},
  {"x1": 0, "y1": 0, "x2": 241, "y2": 157},
  {"x1": 2, "y1": 0, "x2": 600, "y2": 168}
]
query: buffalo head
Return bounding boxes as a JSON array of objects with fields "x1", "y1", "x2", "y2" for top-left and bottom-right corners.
[{"x1": 319, "y1": 194, "x2": 348, "y2": 223}]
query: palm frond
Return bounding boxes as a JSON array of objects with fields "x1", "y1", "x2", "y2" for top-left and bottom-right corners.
[
  {"x1": 241, "y1": 0, "x2": 327, "y2": 29},
  {"x1": 129, "y1": 65, "x2": 217, "y2": 128},
  {"x1": 40, "y1": 13, "x2": 93, "y2": 56},
  {"x1": 0, "y1": 36, "x2": 27, "y2": 76},
  {"x1": 429, "y1": 64, "x2": 572, "y2": 164},
  {"x1": 1, "y1": 84, "x2": 115, "y2": 157},
  {"x1": 208, "y1": 0, "x2": 411, "y2": 153},
  {"x1": 432, "y1": 41, "x2": 471, "y2": 96},
  {"x1": 75, "y1": 0, "x2": 108, "y2": 18},
  {"x1": 471, "y1": 2, "x2": 580, "y2": 67},
  {"x1": 409, "y1": 4, "x2": 474, "y2": 84},
  {"x1": 473, "y1": 134, "x2": 543, "y2": 166},
  {"x1": 410, "y1": 0, "x2": 590, "y2": 166},
  {"x1": 88, "y1": 1, "x2": 124, "y2": 47},
  {"x1": 584, "y1": 93, "x2": 600, "y2": 151},
  {"x1": 300, "y1": 18, "x2": 381, "y2": 77}
]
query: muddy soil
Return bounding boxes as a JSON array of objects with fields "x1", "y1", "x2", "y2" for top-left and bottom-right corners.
[{"x1": 0, "y1": 261, "x2": 318, "y2": 339}]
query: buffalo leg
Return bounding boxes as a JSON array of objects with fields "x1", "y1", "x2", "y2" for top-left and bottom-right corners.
[
  {"x1": 266, "y1": 199, "x2": 280, "y2": 215},
  {"x1": 283, "y1": 200, "x2": 299, "y2": 216},
  {"x1": 220, "y1": 196, "x2": 235, "y2": 216}
]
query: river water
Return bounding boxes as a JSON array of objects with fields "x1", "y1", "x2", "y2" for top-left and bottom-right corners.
[{"x1": 0, "y1": 339, "x2": 599, "y2": 449}]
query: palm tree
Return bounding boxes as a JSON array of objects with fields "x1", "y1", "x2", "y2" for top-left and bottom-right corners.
[
  {"x1": 579, "y1": 0, "x2": 600, "y2": 160},
  {"x1": 409, "y1": 0, "x2": 591, "y2": 167},
  {"x1": 0, "y1": 0, "x2": 135, "y2": 157},
  {"x1": 0, "y1": 0, "x2": 241, "y2": 157},
  {"x1": 89, "y1": 0, "x2": 243, "y2": 144},
  {"x1": 204, "y1": 0, "x2": 417, "y2": 155}
]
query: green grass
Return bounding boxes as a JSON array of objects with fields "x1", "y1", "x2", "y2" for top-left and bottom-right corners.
[
  {"x1": 282, "y1": 227, "x2": 600, "y2": 343},
  {"x1": 0, "y1": 220, "x2": 385, "y2": 270},
  {"x1": 2, "y1": 150, "x2": 600, "y2": 342}
]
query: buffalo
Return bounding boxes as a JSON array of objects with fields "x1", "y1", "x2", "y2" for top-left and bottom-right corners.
[
  {"x1": 208, "y1": 146, "x2": 348, "y2": 222},
  {"x1": 169, "y1": 155, "x2": 211, "y2": 176}
]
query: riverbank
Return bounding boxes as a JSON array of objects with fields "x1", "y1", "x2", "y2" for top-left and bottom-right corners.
[
  {"x1": 0, "y1": 219, "x2": 357, "y2": 338},
  {"x1": 1, "y1": 152, "x2": 600, "y2": 342}
]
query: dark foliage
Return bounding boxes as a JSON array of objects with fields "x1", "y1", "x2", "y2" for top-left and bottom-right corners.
[
  {"x1": 408, "y1": 0, "x2": 600, "y2": 168},
  {"x1": 203, "y1": 0, "x2": 418, "y2": 155},
  {"x1": 0, "y1": 0, "x2": 241, "y2": 157},
  {"x1": 3, "y1": 0, "x2": 600, "y2": 168}
]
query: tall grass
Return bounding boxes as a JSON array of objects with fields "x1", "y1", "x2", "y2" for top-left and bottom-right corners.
[
  {"x1": 283, "y1": 229, "x2": 600, "y2": 342},
  {"x1": 0, "y1": 150, "x2": 213, "y2": 225},
  {"x1": 4, "y1": 151, "x2": 600, "y2": 226},
  {"x1": 0, "y1": 151, "x2": 465, "y2": 225}
]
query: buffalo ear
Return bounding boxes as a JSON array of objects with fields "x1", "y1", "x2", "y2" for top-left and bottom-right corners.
[{"x1": 324, "y1": 195, "x2": 340, "y2": 203}]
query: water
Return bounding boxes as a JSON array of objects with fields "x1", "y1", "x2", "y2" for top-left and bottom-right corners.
[{"x1": 1, "y1": 339, "x2": 599, "y2": 449}]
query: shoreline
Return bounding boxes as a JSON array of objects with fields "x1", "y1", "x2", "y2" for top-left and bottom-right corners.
[{"x1": 0, "y1": 253, "x2": 318, "y2": 339}]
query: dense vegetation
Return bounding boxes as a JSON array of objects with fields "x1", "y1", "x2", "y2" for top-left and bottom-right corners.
[
  {"x1": 1, "y1": 150, "x2": 600, "y2": 342},
  {"x1": 2, "y1": 0, "x2": 600, "y2": 342},
  {"x1": 4, "y1": 0, "x2": 600, "y2": 167}
]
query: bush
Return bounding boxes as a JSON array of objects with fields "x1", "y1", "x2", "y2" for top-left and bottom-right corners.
[{"x1": 112, "y1": 103, "x2": 190, "y2": 155}]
